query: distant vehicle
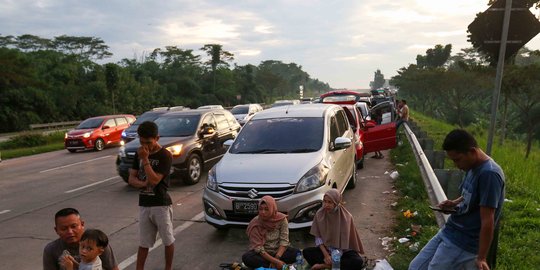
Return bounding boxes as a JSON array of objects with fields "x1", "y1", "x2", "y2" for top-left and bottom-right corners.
[
  {"x1": 320, "y1": 90, "x2": 370, "y2": 103},
  {"x1": 198, "y1": 105, "x2": 224, "y2": 110},
  {"x1": 117, "y1": 108, "x2": 240, "y2": 185},
  {"x1": 122, "y1": 107, "x2": 190, "y2": 143},
  {"x1": 230, "y1": 104, "x2": 263, "y2": 125},
  {"x1": 271, "y1": 100, "x2": 300, "y2": 108},
  {"x1": 355, "y1": 102, "x2": 371, "y2": 121},
  {"x1": 65, "y1": 114, "x2": 136, "y2": 152},
  {"x1": 300, "y1": 97, "x2": 313, "y2": 104},
  {"x1": 203, "y1": 104, "x2": 356, "y2": 229}
]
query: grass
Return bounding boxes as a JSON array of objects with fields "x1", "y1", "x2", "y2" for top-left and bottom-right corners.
[
  {"x1": 0, "y1": 131, "x2": 65, "y2": 159},
  {"x1": 387, "y1": 111, "x2": 540, "y2": 269}
]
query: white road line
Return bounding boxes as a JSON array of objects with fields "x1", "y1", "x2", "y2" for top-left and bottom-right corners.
[
  {"x1": 39, "y1": 155, "x2": 112, "y2": 173},
  {"x1": 65, "y1": 176, "x2": 120, "y2": 193},
  {"x1": 118, "y1": 211, "x2": 205, "y2": 270},
  {"x1": 0, "y1": 210, "x2": 11, "y2": 215}
]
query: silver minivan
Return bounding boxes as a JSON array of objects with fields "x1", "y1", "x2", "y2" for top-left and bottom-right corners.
[{"x1": 203, "y1": 104, "x2": 356, "y2": 229}]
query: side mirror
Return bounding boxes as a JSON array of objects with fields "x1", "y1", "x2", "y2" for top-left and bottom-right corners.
[
  {"x1": 102, "y1": 125, "x2": 110, "y2": 130},
  {"x1": 332, "y1": 137, "x2": 352, "y2": 151},
  {"x1": 223, "y1": 139, "x2": 234, "y2": 147}
]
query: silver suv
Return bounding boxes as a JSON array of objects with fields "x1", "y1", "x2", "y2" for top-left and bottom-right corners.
[{"x1": 203, "y1": 104, "x2": 356, "y2": 229}]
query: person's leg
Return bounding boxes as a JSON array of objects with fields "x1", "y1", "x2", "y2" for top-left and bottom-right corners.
[
  {"x1": 152, "y1": 206, "x2": 176, "y2": 270},
  {"x1": 242, "y1": 250, "x2": 269, "y2": 268},
  {"x1": 428, "y1": 235, "x2": 477, "y2": 270},
  {"x1": 137, "y1": 207, "x2": 158, "y2": 270},
  {"x1": 409, "y1": 231, "x2": 444, "y2": 270},
  {"x1": 302, "y1": 246, "x2": 325, "y2": 266},
  {"x1": 340, "y1": 250, "x2": 364, "y2": 270},
  {"x1": 280, "y1": 246, "x2": 300, "y2": 264}
]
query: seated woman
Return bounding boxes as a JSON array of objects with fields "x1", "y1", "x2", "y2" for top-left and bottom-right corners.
[
  {"x1": 242, "y1": 196, "x2": 299, "y2": 269},
  {"x1": 303, "y1": 189, "x2": 365, "y2": 270}
]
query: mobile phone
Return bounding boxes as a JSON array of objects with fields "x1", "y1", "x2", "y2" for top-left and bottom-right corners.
[{"x1": 429, "y1": 205, "x2": 457, "y2": 213}]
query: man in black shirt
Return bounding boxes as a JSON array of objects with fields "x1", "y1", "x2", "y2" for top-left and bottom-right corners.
[{"x1": 128, "y1": 121, "x2": 174, "y2": 270}]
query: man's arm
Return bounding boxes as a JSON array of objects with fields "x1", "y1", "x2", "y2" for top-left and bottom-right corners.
[
  {"x1": 476, "y1": 206, "x2": 496, "y2": 270},
  {"x1": 128, "y1": 168, "x2": 146, "y2": 188},
  {"x1": 138, "y1": 157, "x2": 165, "y2": 186},
  {"x1": 43, "y1": 246, "x2": 59, "y2": 270}
]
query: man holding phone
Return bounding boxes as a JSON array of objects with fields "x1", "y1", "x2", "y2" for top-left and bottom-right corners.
[
  {"x1": 409, "y1": 129, "x2": 505, "y2": 270},
  {"x1": 128, "y1": 121, "x2": 174, "y2": 270}
]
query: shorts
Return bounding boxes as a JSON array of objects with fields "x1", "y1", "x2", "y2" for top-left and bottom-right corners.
[{"x1": 139, "y1": 205, "x2": 175, "y2": 248}]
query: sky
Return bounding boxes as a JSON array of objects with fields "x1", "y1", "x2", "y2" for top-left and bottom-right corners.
[{"x1": 2, "y1": 0, "x2": 540, "y2": 89}]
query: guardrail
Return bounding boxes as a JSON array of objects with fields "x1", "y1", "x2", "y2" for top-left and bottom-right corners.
[
  {"x1": 403, "y1": 122, "x2": 449, "y2": 227},
  {"x1": 29, "y1": 121, "x2": 80, "y2": 130}
]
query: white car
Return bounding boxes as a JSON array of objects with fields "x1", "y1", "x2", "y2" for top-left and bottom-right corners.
[
  {"x1": 230, "y1": 104, "x2": 263, "y2": 125},
  {"x1": 203, "y1": 104, "x2": 356, "y2": 229},
  {"x1": 198, "y1": 105, "x2": 224, "y2": 110}
]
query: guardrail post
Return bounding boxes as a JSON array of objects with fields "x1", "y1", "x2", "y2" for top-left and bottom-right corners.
[
  {"x1": 425, "y1": 150, "x2": 445, "y2": 169},
  {"x1": 434, "y1": 169, "x2": 463, "y2": 199},
  {"x1": 418, "y1": 138, "x2": 434, "y2": 151}
]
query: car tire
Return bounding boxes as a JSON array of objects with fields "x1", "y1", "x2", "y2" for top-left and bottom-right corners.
[
  {"x1": 94, "y1": 138, "x2": 105, "y2": 151},
  {"x1": 182, "y1": 154, "x2": 202, "y2": 185},
  {"x1": 68, "y1": 149, "x2": 77, "y2": 153},
  {"x1": 356, "y1": 154, "x2": 364, "y2": 169},
  {"x1": 346, "y1": 163, "x2": 357, "y2": 189}
]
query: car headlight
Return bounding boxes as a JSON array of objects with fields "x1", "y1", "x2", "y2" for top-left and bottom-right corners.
[
  {"x1": 295, "y1": 162, "x2": 329, "y2": 193},
  {"x1": 64, "y1": 133, "x2": 68, "y2": 139},
  {"x1": 206, "y1": 166, "x2": 218, "y2": 192},
  {"x1": 121, "y1": 131, "x2": 127, "y2": 137},
  {"x1": 166, "y1": 144, "x2": 183, "y2": 156},
  {"x1": 83, "y1": 132, "x2": 92, "y2": 138},
  {"x1": 118, "y1": 146, "x2": 126, "y2": 158}
]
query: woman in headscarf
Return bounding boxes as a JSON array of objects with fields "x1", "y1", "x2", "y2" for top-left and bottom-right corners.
[
  {"x1": 303, "y1": 189, "x2": 365, "y2": 270},
  {"x1": 242, "y1": 195, "x2": 300, "y2": 269}
]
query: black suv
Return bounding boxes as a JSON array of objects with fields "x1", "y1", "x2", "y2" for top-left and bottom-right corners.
[{"x1": 116, "y1": 109, "x2": 240, "y2": 185}]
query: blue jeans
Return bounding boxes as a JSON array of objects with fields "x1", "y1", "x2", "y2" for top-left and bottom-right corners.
[{"x1": 409, "y1": 230, "x2": 478, "y2": 270}]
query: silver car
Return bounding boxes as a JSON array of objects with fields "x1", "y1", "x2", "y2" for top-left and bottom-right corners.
[{"x1": 203, "y1": 104, "x2": 356, "y2": 229}]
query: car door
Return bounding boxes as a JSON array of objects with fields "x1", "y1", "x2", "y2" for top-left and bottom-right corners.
[
  {"x1": 335, "y1": 109, "x2": 354, "y2": 190},
  {"x1": 199, "y1": 114, "x2": 219, "y2": 163},
  {"x1": 213, "y1": 112, "x2": 235, "y2": 157},
  {"x1": 363, "y1": 101, "x2": 397, "y2": 153},
  {"x1": 102, "y1": 118, "x2": 117, "y2": 143},
  {"x1": 115, "y1": 117, "x2": 129, "y2": 143}
]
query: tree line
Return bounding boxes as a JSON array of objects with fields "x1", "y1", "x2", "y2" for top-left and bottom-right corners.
[
  {"x1": 0, "y1": 34, "x2": 330, "y2": 133},
  {"x1": 390, "y1": 44, "x2": 540, "y2": 158}
]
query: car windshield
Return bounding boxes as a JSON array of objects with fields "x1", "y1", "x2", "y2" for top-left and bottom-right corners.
[
  {"x1": 231, "y1": 106, "x2": 249, "y2": 114},
  {"x1": 230, "y1": 117, "x2": 323, "y2": 154},
  {"x1": 133, "y1": 112, "x2": 162, "y2": 124},
  {"x1": 154, "y1": 115, "x2": 200, "y2": 137},
  {"x1": 77, "y1": 118, "x2": 104, "y2": 129}
]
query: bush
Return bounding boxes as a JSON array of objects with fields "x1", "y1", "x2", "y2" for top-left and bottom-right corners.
[{"x1": 0, "y1": 133, "x2": 47, "y2": 149}]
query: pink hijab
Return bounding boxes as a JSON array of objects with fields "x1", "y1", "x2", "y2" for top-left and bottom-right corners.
[
  {"x1": 246, "y1": 196, "x2": 287, "y2": 250},
  {"x1": 310, "y1": 189, "x2": 364, "y2": 253}
]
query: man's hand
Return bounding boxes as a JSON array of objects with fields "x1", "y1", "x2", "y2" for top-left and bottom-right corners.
[
  {"x1": 138, "y1": 145, "x2": 150, "y2": 160},
  {"x1": 476, "y1": 258, "x2": 490, "y2": 270},
  {"x1": 324, "y1": 254, "x2": 332, "y2": 265}
]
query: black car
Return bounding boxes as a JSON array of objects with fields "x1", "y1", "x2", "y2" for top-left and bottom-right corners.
[
  {"x1": 116, "y1": 109, "x2": 240, "y2": 185},
  {"x1": 122, "y1": 107, "x2": 190, "y2": 143}
]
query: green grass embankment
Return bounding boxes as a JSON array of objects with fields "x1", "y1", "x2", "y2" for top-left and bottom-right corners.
[{"x1": 0, "y1": 132, "x2": 65, "y2": 160}]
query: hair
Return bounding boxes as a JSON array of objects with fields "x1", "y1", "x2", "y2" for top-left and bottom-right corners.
[
  {"x1": 55, "y1": 208, "x2": 80, "y2": 222},
  {"x1": 137, "y1": 121, "x2": 159, "y2": 138},
  {"x1": 401, "y1": 99, "x2": 407, "y2": 104},
  {"x1": 442, "y1": 129, "x2": 478, "y2": 153},
  {"x1": 81, "y1": 229, "x2": 109, "y2": 248}
]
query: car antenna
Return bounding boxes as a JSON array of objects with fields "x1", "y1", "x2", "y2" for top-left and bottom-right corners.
[{"x1": 285, "y1": 106, "x2": 289, "y2": 114}]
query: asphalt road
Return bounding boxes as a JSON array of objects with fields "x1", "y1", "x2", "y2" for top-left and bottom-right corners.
[{"x1": 0, "y1": 147, "x2": 396, "y2": 269}]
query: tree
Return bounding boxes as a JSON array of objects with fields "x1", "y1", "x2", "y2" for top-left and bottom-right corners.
[
  {"x1": 105, "y1": 63, "x2": 119, "y2": 114},
  {"x1": 371, "y1": 69, "x2": 385, "y2": 90},
  {"x1": 52, "y1": 35, "x2": 112, "y2": 60},
  {"x1": 416, "y1": 44, "x2": 452, "y2": 68},
  {"x1": 200, "y1": 44, "x2": 234, "y2": 93}
]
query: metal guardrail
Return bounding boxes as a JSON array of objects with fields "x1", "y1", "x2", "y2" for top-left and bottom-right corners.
[
  {"x1": 403, "y1": 122, "x2": 449, "y2": 227},
  {"x1": 29, "y1": 121, "x2": 80, "y2": 130}
]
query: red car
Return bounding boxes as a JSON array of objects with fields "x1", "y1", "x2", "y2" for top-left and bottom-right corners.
[
  {"x1": 65, "y1": 114, "x2": 136, "y2": 152},
  {"x1": 321, "y1": 91, "x2": 396, "y2": 168}
]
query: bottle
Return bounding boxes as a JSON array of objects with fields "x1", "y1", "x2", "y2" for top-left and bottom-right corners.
[
  {"x1": 295, "y1": 250, "x2": 304, "y2": 269},
  {"x1": 331, "y1": 248, "x2": 341, "y2": 270}
]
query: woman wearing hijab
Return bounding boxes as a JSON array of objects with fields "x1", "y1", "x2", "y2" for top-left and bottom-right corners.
[
  {"x1": 303, "y1": 189, "x2": 365, "y2": 270},
  {"x1": 242, "y1": 195, "x2": 300, "y2": 269}
]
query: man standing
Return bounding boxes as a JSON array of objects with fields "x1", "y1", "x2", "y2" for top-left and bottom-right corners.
[
  {"x1": 128, "y1": 121, "x2": 174, "y2": 270},
  {"x1": 409, "y1": 129, "x2": 505, "y2": 270},
  {"x1": 396, "y1": 99, "x2": 409, "y2": 129},
  {"x1": 43, "y1": 208, "x2": 118, "y2": 270}
]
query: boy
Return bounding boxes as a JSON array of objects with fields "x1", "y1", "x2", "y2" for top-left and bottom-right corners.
[{"x1": 61, "y1": 229, "x2": 109, "y2": 270}]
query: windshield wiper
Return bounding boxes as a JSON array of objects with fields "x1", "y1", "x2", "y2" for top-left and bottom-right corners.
[
  {"x1": 236, "y1": 149, "x2": 287, "y2": 154},
  {"x1": 288, "y1": 148, "x2": 318, "y2": 153}
]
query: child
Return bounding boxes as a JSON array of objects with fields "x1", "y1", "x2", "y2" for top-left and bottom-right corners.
[{"x1": 61, "y1": 229, "x2": 108, "y2": 270}]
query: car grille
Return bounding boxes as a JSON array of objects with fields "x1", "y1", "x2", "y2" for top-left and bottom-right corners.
[
  {"x1": 123, "y1": 151, "x2": 136, "y2": 164},
  {"x1": 218, "y1": 183, "x2": 296, "y2": 199}
]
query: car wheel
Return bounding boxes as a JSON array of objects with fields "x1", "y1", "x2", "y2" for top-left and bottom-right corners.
[
  {"x1": 356, "y1": 154, "x2": 364, "y2": 169},
  {"x1": 183, "y1": 154, "x2": 202, "y2": 185},
  {"x1": 346, "y1": 163, "x2": 357, "y2": 189},
  {"x1": 68, "y1": 149, "x2": 77, "y2": 153},
  {"x1": 94, "y1": 138, "x2": 105, "y2": 151}
]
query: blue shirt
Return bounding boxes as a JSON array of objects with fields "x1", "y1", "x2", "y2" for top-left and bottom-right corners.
[{"x1": 442, "y1": 159, "x2": 505, "y2": 254}]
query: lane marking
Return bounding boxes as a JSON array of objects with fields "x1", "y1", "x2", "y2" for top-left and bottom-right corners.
[
  {"x1": 118, "y1": 211, "x2": 205, "y2": 269},
  {"x1": 65, "y1": 176, "x2": 120, "y2": 193},
  {"x1": 39, "y1": 155, "x2": 112, "y2": 173},
  {"x1": 0, "y1": 210, "x2": 11, "y2": 215}
]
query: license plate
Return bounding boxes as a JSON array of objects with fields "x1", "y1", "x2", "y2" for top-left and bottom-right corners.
[
  {"x1": 233, "y1": 201, "x2": 258, "y2": 214},
  {"x1": 69, "y1": 141, "x2": 78, "y2": 145}
]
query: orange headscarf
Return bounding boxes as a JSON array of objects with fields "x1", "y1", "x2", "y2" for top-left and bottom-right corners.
[
  {"x1": 246, "y1": 196, "x2": 287, "y2": 250},
  {"x1": 310, "y1": 189, "x2": 364, "y2": 253}
]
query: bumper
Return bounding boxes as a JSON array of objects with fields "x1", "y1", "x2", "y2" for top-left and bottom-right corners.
[
  {"x1": 65, "y1": 138, "x2": 93, "y2": 150},
  {"x1": 202, "y1": 186, "x2": 330, "y2": 229},
  {"x1": 116, "y1": 154, "x2": 188, "y2": 181}
]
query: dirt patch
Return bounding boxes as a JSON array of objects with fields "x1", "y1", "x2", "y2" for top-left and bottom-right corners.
[{"x1": 344, "y1": 149, "x2": 398, "y2": 260}]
